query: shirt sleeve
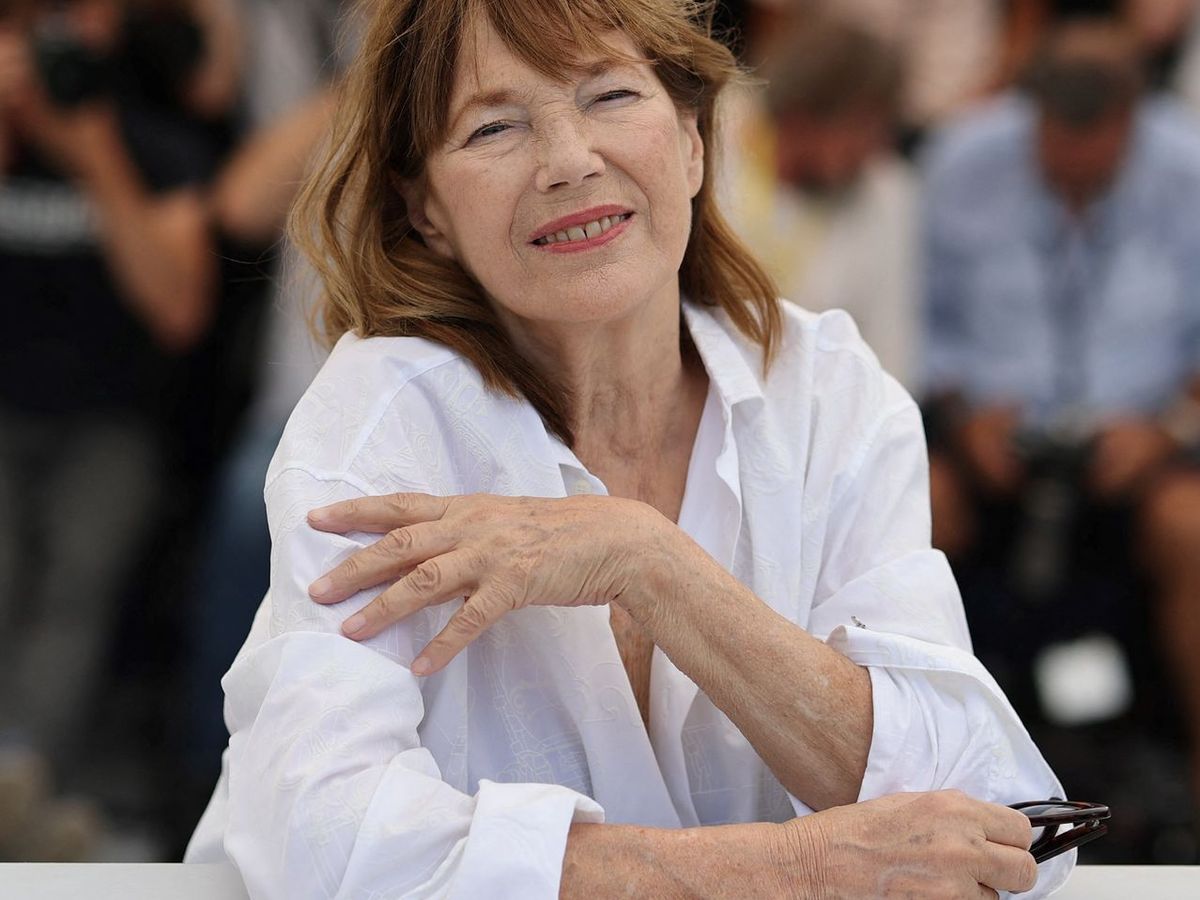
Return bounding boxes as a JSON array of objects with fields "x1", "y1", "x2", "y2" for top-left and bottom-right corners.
[
  {"x1": 218, "y1": 466, "x2": 604, "y2": 900},
  {"x1": 801, "y1": 393, "x2": 1074, "y2": 898}
]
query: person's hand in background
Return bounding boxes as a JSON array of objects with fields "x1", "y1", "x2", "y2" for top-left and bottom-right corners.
[
  {"x1": 0, "y1": 23, "x2": 35, "y2": 170},
  {"x1": 1089, "y1": 418, "x2": 1178, "y2": 500},
  {"x1": 0, "y1": 16, "x2": 122, "y2": 183},
  {"x1": 0, "y1": 23, "x2": 35, "y2": 110},
  {"x1": 181, "y1": 0, "x2": 242, "y2": 119},
  {"x1": 957, "y1": 406, "x2": 1025, "y2": 496}
]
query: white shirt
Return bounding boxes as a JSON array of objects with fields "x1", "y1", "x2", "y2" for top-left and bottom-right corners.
[{"x1": 186, "y1": 301, "x2": 1073, "y2": 898}]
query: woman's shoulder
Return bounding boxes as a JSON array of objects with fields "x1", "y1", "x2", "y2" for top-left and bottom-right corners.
[
  {"x1": 266, "y1": 331, "x2": 503, "y2": 486},
  {"x1": 703, "y1": 300, "x2": 907, "y2": 409},
  {"x1": 692, "y1": 300, "x2": 915, "y2": 461},
  {"x1": 785, "y1": 302, "x2": 915, "y2": 429}
]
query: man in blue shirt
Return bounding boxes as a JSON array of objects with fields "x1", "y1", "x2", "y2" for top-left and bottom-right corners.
[{"x1": 923, "y1": 14, "x2": 1200, "y2": 801}]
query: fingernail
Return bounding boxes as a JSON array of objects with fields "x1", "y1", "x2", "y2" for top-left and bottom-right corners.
[
  {"x1": 309, "y1": 577, "x2": 333, "y2": 599},
  {"x1": 308, "y1": 508, "x2": 328, "y2": 525},
  {"x1": 411, "y1": 657, "x2": 432, "y2": 676},
  {"x1": 342, "y1": 613, "x2": 367, "y2": 637}
]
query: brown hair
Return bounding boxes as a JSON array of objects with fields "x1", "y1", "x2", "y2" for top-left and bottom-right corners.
[
  {"x1": 765, "y1": 18, "x2": 903, "y2": 122},
  {"x1": 292, "y1": 0, "x2": 780, "y2": 445},
  {"x1": 1024, "y1": 17, "x2": 1145, "y2": 127}
]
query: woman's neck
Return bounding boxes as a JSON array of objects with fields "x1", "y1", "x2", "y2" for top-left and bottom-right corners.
[{"x1": 501, "y1": 290, "x2": 708, "y2": 468}]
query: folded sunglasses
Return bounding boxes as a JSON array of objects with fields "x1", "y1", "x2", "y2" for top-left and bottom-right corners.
[{"x1": 1009, "y1": 799, "x2": 1110, "y2": 863}]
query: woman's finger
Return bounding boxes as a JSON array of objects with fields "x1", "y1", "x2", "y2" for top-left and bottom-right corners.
[
  {"x1": 973, "y1": 843, "x2": 1039, "y2": 895},
  {"x1": 309, "y1": 492, "x2": 453, "y2": 533},
  {"x1": 980, "y1": 804, "x2": 1034, "y2": 851},
  {"x1": 411, "y1": 587, "x2": 512, "y2": 675},
  {"x1": 309, "y1": 522, "x2": 455, "y2": 604},
  {"x1": 341, "y1": 550, "x2": 477, "y2": 641}
]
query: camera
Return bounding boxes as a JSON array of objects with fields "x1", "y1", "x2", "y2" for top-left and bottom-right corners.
[
  {"x1": 1009, "y1": 424, "x2": 1096, "y2": 603},
  {"x1": 32, "y1": 19, "x2": 113, "y2": 108},
  {"x1": 19, "y1": 2, "x2": 204, "y2": 109}
]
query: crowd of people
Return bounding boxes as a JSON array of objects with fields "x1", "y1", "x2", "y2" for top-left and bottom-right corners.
[{"x1": 0, "y1": 0, "x2": 1197, "y2": 868}]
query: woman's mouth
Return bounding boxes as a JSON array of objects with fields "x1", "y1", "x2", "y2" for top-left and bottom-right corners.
[{"x1": 531, "y1": 213, "x2": 633, "y2": 252}]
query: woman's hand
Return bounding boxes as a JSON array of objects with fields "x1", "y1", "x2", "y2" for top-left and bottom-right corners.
[
  {"x1": 786, "y1": 790, "x2": 1039, "y2": 899},
  {"x1": 307, "y1": 492, "x2": 670, "y2": 673}
]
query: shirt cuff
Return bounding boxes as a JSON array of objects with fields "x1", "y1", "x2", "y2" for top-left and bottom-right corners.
[
  {"x1": 453, "y1": 780, "x2": 605, "y2": 899},
  {"x1": 782, "y1": 657, "x2": 927, "y2": 820},
  {"x1": 855, "y1": 663, "x2": 931, "y2": 802}
]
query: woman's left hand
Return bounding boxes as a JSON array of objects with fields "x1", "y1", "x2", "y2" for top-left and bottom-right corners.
[{"x1": 306, "y1": 492, "x2": 671, "y2": 674}]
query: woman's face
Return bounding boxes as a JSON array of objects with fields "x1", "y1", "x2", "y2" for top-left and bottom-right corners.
[{"x1": 406, "y1": 17, "x2": 705, "y2": 331}]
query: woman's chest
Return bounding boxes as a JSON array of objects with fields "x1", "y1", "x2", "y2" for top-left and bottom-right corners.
[
  {"x1": 416, "y1": 604, "x2": 796, "y2": 827},
  {"x1": 609, "y1": 604, "x2": 654, "y2": 726}
]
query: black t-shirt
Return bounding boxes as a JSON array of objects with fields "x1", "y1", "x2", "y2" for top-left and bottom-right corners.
[{"x1": 0, "y1": 50, "x2": 223, "y2": 417}]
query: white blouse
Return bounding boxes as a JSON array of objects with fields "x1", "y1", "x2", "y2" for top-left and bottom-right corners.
[{"x1": 186, "y1": 301, "x2": 1073, "y2": 898}]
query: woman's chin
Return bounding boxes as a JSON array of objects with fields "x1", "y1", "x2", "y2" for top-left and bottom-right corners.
[
  {"x1": 491, "y1": 270, "x2": 675, "y2": 329},
  {"x1": 513, "y1": 291, "x2": 671, "y2": 330}
]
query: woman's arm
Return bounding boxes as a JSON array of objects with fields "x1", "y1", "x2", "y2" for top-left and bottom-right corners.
[
  {"x1": 626, "y1": 536, "x2": 873, "y2": 811},
  {"x1": 622, "y1": 396, "x2": 1056, "y2": 823},
  {"x1": 203, "y1": 467, "x2": 607, "y2": 898},
  {"x1": 561, "y1": 791, "x2": 1039, "y2": 899},
  {"x1": 562, "y1": 820, "x2": 803, "y2": 898},
  {"x1": 308, "y1": 394, "x2": 1067, "y2": 844}
]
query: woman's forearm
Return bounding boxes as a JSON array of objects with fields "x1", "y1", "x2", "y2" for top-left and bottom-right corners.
[
  {"x1": 560, "y1": 819, "x2": 815, "y2": 899},
  {"x1": 627, "y1": 534, "x2": 874, "y2": 811}
]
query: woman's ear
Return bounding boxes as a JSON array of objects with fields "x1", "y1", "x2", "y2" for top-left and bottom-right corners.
[{"x1": 396, "y1": 174, "x2": 456, "y2": 259}]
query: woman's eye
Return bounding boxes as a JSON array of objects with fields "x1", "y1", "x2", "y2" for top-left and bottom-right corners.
[
  {"x1": 467, "y1": 121, "x2": 511, "y2": 143},
  {"x1": 593, "y1": 89, "x2": 638, "y2": 106}
]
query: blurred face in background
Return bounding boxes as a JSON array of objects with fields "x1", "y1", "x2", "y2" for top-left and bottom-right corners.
[
  {"x1": 1, "y1": 0, "x2": 122, "y2": 48},
  {"x1": 1029, "y1": 19, "x2": 1144, "y2": 212},
  {"x1": 1037, "y1": 107, "x2": 1135, "y2": 212},
  {"x1": 773, "y1": 105, "x2": 889, "y2": 196}
]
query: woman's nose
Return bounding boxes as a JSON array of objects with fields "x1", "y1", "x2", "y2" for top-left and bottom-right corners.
[{"x1": 534, "y1": 116, "x2": 605, "y2": 191}]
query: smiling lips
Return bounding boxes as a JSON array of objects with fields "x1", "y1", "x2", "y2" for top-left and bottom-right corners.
[{"x1": 530, "y1": 205, "x2": 634, "y2": 253}]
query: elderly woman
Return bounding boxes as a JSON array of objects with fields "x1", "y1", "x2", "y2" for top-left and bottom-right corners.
[{"x1": 186, "y1": 0, "x2": 1073, "y2": 896}]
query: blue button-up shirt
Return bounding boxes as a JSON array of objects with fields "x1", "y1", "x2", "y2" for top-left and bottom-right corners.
[{"x1": 922, "y1": 94, "x2": 1200, "y2": 426}]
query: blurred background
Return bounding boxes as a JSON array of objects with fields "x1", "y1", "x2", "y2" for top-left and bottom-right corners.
[{"x1": 1, "y1": 0, "x2": 1199, "y2": 868}]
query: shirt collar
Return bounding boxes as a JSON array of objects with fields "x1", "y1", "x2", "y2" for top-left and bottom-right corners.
[{"x1": 681, "y1": 300, "x2": 766, "y2": 411}]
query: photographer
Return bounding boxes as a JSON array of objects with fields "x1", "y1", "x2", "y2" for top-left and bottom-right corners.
[
  {"x1": 0, "y1": 0, "x2": 231, "y2": 860},
  {"x1": 923, "y1": 13, "x2": 1200, "y2": 807}
]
